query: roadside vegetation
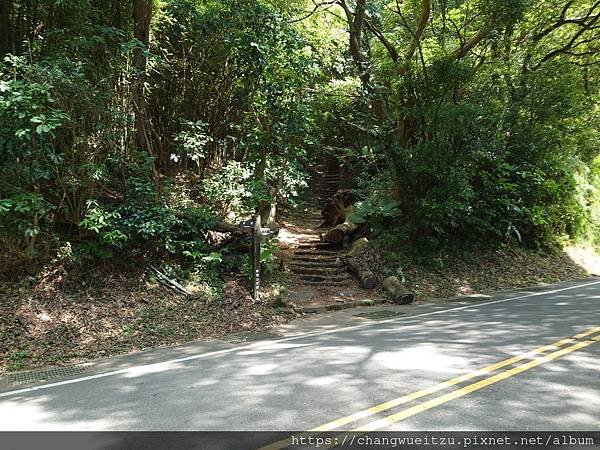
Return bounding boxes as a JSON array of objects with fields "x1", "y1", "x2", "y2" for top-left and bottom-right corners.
[{"x1": 1, "y1": 0, "x2": 599, "y2": 372}]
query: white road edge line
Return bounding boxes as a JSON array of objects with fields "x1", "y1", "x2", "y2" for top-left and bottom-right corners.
[{"x1": 1, "y1": 279, "x2": 599, "y2": 398}]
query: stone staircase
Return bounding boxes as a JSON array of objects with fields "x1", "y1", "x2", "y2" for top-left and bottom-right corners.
[
  {"x1": 318, "y1": 172, "x2": 342, "y2": 205},
  {"x1": 287, "y1": 169, "x2": 354, "y2": 290},
  {"x1": 289, "y1": 241, "x2": 353, "y2": 287}
]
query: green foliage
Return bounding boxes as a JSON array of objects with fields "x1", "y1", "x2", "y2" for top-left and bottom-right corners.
[
  {"x1": 79, "y1": 201, "x2": 128, "y2": 248},
  {"x1": 0, "y1": 19, "x2": 130, "y2": 262},
  {"x1": 202, "y1": 161, "x2": 262, "y2": 217},
  {"x1": 348, "y1": 0, "x2": 600, "y2": 248},
  {"x1": 260, "y1": 237, "x2": 279, "y2": 273},
  {"x1": 350, "y1": 198, "x2": 401, "y2": 225},
  {"x1": 1, "y1": 0, "x2": 599, "y2": 281},
  {"x1": 0, "y1": 192, "x2": 51, "y2": 258},
  {"x1": 7, "y1": 348, "x2": 31, "y2": 371},
  {"x1": 173, "y1": 121, "x2": 212, "y2": 168},
  {"x1": 0, "y1": 56, "x2": 70, "y2": 189}
]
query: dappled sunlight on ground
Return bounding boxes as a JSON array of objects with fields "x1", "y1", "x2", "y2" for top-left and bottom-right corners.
[
  {"x1": 1, "y1": 396, "x2": 137, "y2": 431},
  {"x1": 1, "y1": 282, "x2": 599, "y2": 431}
]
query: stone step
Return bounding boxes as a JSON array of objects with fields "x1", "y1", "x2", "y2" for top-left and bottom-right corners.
[
  {"x1": 293, "y1": 255, "x2": 340, "y2": 263},
  {"x1": 293, "y1": 246, "x2": 338, "y2": 253},
  {"x1": 290, "y1": 266, "x2": 346, "y2": 276},
  {"x1": 294, "y1": 248, "x2": 340, "y2": 255},
  {"x1": 291, "y1": 259, "x2": 343, "y2": 267},
  {"x1": 294, "y1": 248, "x2": 337, "y2": 255},
  {"x1": 297, "y1": 243, "x2": 335, "y2": 250},
  {"x1": 298, "y1": 274, "x2": 353, "y2": 283},
  {"x1": 300, "y1": 279, "x2": 355, "y2": 286},
  {"x1": 290, "y1": 260, "x2": 344, "y2": 269}
]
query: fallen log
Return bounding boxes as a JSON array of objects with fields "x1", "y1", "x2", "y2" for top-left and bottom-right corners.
[
  {"x1": 325, "y1": 219, "x2": 357, "y2": 244},
  {"x1": 383, "y1": 276, "x2": 414, "y2": 304},
  {"x1": 343, "y1": 237, "x2": 379, "y2": 289},
  {"x1": 346, "y1": 258, "x2": 379, "y2": 289},
  {"x1": 347, "y1": 237, "x2": 369, "y2": 257}
]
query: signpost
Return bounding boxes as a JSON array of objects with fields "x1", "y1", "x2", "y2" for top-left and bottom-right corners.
[
  {"x1": 240, "y1": 214, "x2": 274, "y2": 302},
  {"x1": 252, "y1": 215, "x2": 261, "y2": 302}
]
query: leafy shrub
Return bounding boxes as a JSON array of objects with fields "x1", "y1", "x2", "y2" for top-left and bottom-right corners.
[
  {"x1": 202, "y1": 161, "x2": 270, "y2": 218},
  {"x1": 172, "y1": 120, "x2": 212, "y2": 171}
]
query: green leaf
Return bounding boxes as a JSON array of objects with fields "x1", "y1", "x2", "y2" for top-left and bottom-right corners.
[{"x1": 349, "y1": 212, "x2": 367, "y2": 224}]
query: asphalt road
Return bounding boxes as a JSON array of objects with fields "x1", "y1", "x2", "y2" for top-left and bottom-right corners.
[{"x1": 1, "y1": 279, "x2": 599, "y2": 433}]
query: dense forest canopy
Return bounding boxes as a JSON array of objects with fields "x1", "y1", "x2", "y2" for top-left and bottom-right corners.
[{"x1": 0, "y1": 0, "x2": 599, "y2": 277}]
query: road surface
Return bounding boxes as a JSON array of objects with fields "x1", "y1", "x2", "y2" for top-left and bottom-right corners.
[{"x1": 1, "y1": 279, "x2": 599, "y2": 434}]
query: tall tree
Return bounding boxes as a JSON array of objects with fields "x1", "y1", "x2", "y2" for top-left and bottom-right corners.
[
  {"x1": 133, "y1": 0, "x2": 152, "y2": 150},
  {"x1": 0, "y1": 0, "x2": 12, "y2": 56},
  {"x1": 133, "y1": 0, "x2": 161, "y2": 196}
]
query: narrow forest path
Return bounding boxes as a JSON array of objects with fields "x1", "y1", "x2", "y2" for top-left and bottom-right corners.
[{"x1": 278, "y1": 167, "x2": 383, "y2": 312}]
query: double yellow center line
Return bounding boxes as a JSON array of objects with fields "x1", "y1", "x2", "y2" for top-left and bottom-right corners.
[{"x1": 261, "y1": 326, "x2": 600, "y2": 449}]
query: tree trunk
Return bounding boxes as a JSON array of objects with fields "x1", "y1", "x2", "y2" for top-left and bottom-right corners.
[
  {"x1": 214, "y1": 221, "x2": 241, "y2": 233},
  {"x1": 346, "y1": 259, "x2": 378, "y2": 289},
  {"x1": 112, "y1": 0, "x2": 123, "y2": 30},
  {"x1": 133, "y1": 0, "x2": 152, "y2": 150},
  {"x1": 255, "y1": 143, "x2": 269, "y2": 180},
  {"x1": 383, "y1": 276, "x2": 415, "y2": 304},
  {"x1": 133, "y1": 0, "x2": 161, "y2": 197},
  {"x1": 0, "y1": 0, "x2": 13, "y2": 56},
  {"x1": 325, "y1": 220, "x2": 357, "y2": 244}
]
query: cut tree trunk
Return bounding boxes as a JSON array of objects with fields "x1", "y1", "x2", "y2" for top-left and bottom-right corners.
[
  {"x1": 344, "y1": 237, "x2": 379, "y2": 289},
  {"x1": 383, "y1": 276, "x2": 414, "y2": 304},
  {"x1": 346, "y1": 259, "x2": 378, "y2": 289},
  {"x1": 347, "y1": 236, "x2": 369, "y2": 257},
  {"x1": 325, "y1": 220, "x2": 357, "y2": 244},
  {"x1": 319, "y1": 189, "x2": 357, "y2": 228}
]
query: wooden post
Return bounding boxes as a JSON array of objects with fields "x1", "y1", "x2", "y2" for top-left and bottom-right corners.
[{"x1": 252, "y1": 214, "x2": 261, "y2": 302}]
